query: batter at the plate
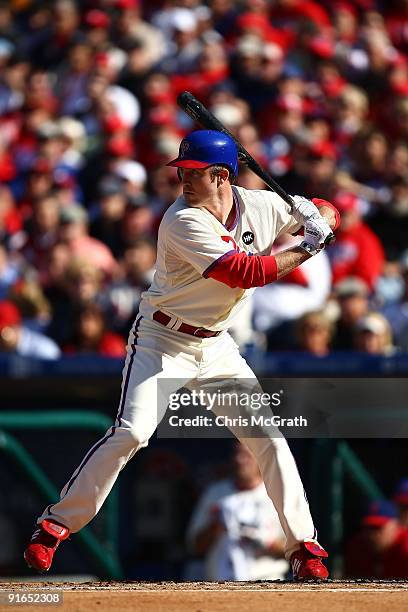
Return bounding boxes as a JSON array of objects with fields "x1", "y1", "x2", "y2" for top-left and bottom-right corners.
[{"x1": 25, "y1": 130, "x2": 340, "y2": 580}]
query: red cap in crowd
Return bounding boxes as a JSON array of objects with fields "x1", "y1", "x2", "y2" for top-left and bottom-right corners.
[
  {"x1": 30, "y1": 158, "x2": 53, "y2": 175},
  {"x1": 332, "y1": 2, "x2": 358, "y2": 17},
  {"x1": 362, "y1": 501, "x2": 398, "y2": 527},
  {"x1": 333, "y1": 191, "x2": 360, "y2": 213},
  {"x1": 115, "y1": 0, "x2": 139, "y2": 9},
  {"x1": 148, "y1": 108, "x2": 175, "y2": 126},
  {"x1": 106, "y1": 138, "x2": 134, "y2": 157},
  {"x1": 84, "y1": 10, "x2": 110, "y2": 29},
  {"x1": 236, "y1": 12, "x2": 270, "y2": 34},
  {"x1": 102, "y1": 115, "x2": 127, "y2": 133},
  {"x1": 0, "y1": 301, "x2": 21, "y2": 330},
  {"x1": 321, "y1": 75, "x2": 348, "y2": 98},
  {"x1": 276, "y1": 93, "x2": 304, "y2": 113},
  {"x1": 308, "y1": 141, "x2": 337, "y2": 160},
  {"x1": 307, "y1": 36, "x2": 335, "y2": 59}
]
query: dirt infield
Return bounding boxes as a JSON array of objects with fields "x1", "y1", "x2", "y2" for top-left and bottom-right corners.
[{"x1": 1, "y1": 581, "x2": 407, "y2": 612}]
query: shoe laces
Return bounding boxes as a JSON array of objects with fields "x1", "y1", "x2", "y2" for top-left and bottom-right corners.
[
  {"x1": 31, "y1": 528, "x2": 58, "y2": 548},
  {"x1": 307, "y1": 557, "x2": 324, "y2": 568}
]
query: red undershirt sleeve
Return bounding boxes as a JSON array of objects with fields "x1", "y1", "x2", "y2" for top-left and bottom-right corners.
[{"x1": 204, "y1": 252, "x2": 278, "y2": 289}]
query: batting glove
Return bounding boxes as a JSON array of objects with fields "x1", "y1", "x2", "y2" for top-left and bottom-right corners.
[
  {"x1": 300, "y1": 217, "x2": 333, "y2": 256},
  {"x1": 291, "y1": 195, "x2": 321, "y2": 224}
]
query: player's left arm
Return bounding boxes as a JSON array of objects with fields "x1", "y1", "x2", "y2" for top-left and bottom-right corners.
[
  {"x1": 273, "y1": 197, "x2": 340, "y2": 278},
  {"x1": 206, "y1": 196, "x2": 340, "y2": 289},
  {"x1": 207, "y1": 242, "x2": 318, "y2": 288}
]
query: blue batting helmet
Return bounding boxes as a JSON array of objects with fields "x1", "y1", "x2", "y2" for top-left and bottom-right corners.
[{"x1": 167, "y1": 130, "x2": 238, "y2": 177}]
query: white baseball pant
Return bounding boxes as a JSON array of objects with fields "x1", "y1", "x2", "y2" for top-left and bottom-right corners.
[{"x1": 38, "y1": 315, "x2": 316, "y2": 559}]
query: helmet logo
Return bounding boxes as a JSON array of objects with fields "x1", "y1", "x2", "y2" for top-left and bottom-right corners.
[{"x1": 180, "y1": 141, "x2": 190, "y2": 158}]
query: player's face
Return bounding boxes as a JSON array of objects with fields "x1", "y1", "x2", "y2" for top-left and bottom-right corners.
[{"x1": 179, "y1": 167, "x2": 219, "y2": 207}]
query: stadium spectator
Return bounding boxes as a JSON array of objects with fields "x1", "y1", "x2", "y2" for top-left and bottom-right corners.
[
  {"x1": 90, "y1": 176, "x2": 128, "y2": 258},
  {"x1": 369, "y1": 173, "x2": 408, "y2": 261},
  {"x1": 0, "y1": 244, "x2": 22, "y2": 300},
  {"x1": 19, "y1": 194, "x2": 61, "y2": 281},
  {"x1": 375, "y1": 260, "x2": 405, "y2": 308},
  {"x1": 332, "y1": 86, "x2": 369, "y2": 153},
  {"x1": 113, "y1": 0, "x2": 166, "y2": 67},
  {"x1": 18, "y1": 160, "x2": 56, "y2": 221},
  {"x1": 0, "y1": 185, "x2": 22, "y2": 250},
  {"x1": 0, "y1": 300, "x2": 60, "y2": 360},
  {"x1": 63, "y1": 303, "x2": 126, "y2": 358},
  {"x1": 121, "y1": 196, "x2": 156, "y2": 248},
  {"x1": 186, "y1": 442, "x2": 288, "y2": 580},
  {"x1": 331, "y1": 277, "x2": 370, "y2": 350},
  {"x1": 40, "y1": 242, "x2": 71, "y2": 334},
  {"x1": 157, "y1": 8, "x2": 203, "y2": 75},
  {"x1": 345, "y1": 500, "x2": 408, "y2": 579},
  {"x1": 100, "y1": 237, "x2": 157, "y2": 335},
  {"x1": 34, "y1": 0, "x2": 83, "y2": 70},
  {"x1": 295, "y1": 310, "x2": 334, "y2": 357},
  {"x1": 383, "y1": 252, "x2": 408, "y2": 350},
  {"x1": 112, "y1": 159, "x2": 147, "y2": 199},
  {"x1": 82, "y1": 9, "x2": 111, "y2": 52},
  {"x1": 56, "y1": 42, "x2": 95, "y2": 117},
  {"x1": 59, "y1": 204, "x2": 117, "y2": 278},
  {"x1": 8, "y1": 278, "x2": 52, "y2": 333},
  {"x1": 393, "y1": 479, "x2": 408, "y2": 529},
  {"x1": 329, "y1": 192, "x2": 385, "y2": 290},
  {"x1": 46, "y1": 257, "x2": 104, "y2": 346},
  {"x1": 353, "y1": 312, "x2": 395, "y2": 356},
  {"x1": 172, "y1": 37, "x2": 231, "y2": 102}
]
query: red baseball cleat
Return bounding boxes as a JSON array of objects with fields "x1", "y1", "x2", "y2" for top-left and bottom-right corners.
[
  {"x1": 290, "y1": 540, "x2": 329, "y2": 580},
  {"x1": 24, "y1": 520, "x2": 70, "y2": 572}
]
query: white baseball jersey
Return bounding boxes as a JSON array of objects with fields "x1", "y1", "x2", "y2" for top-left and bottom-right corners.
[
  {"x1": 139, "y1": 186, "x2": 301, "y2": 330},
  {"x1": 186, "y1": 478, "x2": 289, "y2": 580}
]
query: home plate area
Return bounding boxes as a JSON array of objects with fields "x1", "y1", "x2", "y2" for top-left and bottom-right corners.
[{"x1": 1, "y1": 580, "x2": 408, "y2": 612}]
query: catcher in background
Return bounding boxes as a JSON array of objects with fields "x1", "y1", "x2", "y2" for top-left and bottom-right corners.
[{"x1": 25, "y1": 130, "x2": 339, "y2": 580}]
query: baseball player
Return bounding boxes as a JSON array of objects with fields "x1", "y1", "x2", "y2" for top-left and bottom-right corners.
[{"x1": 24, "y1": 130, "x2": 339, "y2": 580}]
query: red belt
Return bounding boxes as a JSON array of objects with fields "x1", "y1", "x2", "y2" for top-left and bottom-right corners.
[{"x1": 153, "y1": 311, "x2": 221, "y2": 338}]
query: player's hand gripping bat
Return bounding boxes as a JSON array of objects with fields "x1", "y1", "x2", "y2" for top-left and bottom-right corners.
[{"x1": 177, "y1": 91, "x2": 336, "y2": 246}]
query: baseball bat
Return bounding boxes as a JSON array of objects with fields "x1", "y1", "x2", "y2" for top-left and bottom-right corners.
[{"x1": 177, "y1": 91, "x2": 335, "y2": 245}]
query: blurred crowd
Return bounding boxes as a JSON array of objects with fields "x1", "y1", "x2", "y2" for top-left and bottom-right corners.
[
  {"x1": 344, "y1": 478, "x2": 408, "y2": 579},
  {"x1": 0, "y1": 0, "x2": 407, "y2": 359}
]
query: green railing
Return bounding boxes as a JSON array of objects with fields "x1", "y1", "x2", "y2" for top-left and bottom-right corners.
[
  {"x1": 0, "y1": 411, "x2": 386, "y2": 579},
  {"x1": 0, "y1": 411, "x2": 123, "y2": 579},
  {"x1": 310, "y1": 439, "x2": 384, "y2": 576}
]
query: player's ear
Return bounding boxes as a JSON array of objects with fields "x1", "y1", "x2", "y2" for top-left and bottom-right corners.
[{"x1": 217, "y1": 168, "x2": 229, "y2": 186}]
